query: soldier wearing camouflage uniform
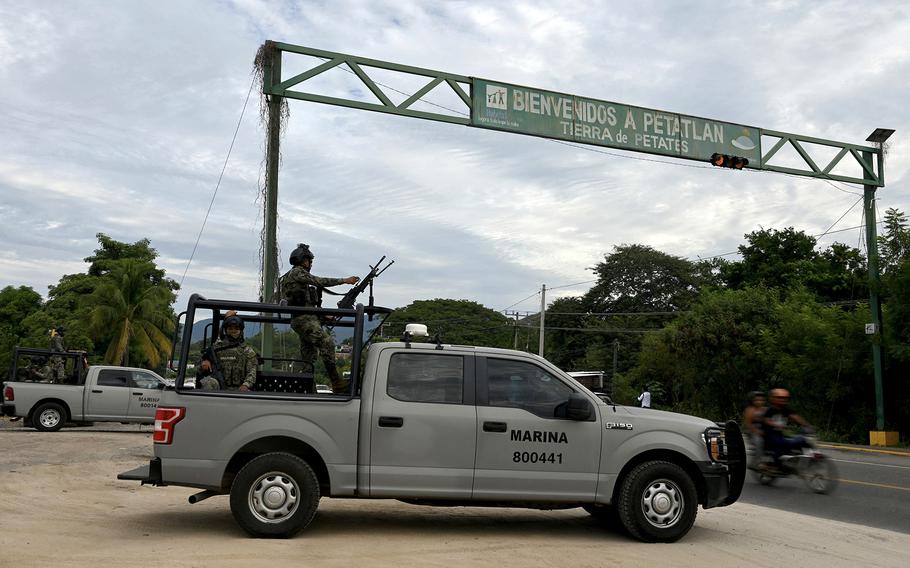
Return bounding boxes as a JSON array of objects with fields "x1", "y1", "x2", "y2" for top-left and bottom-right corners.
[
  {"x1": 49, "y1": 326, "x2": 66, "y2": 383},
  {"x1": 196, "y1": 312, "x2": 258, "y2": 391},
  {"x1": 278, "y1": 243, "x2": 359, "y2": 393}
]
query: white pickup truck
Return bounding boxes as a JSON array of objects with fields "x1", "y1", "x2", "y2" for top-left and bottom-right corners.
[{"x1": 2, "y1": 347, "x2": 168, "y2": 431}]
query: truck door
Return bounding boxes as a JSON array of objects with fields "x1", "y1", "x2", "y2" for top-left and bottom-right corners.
[
  {"x1": 85, "y1": 369, "x2": 132, "y2": 419},
  {"x1": 473, "y1": 356, "x2": 601, "y2": 501},
  {"x1": 369, "y1": 350, "x2": 476, "y2": 498},
  {"x1": 127, "y1": 370, "x2": 164, "y2": 421}
]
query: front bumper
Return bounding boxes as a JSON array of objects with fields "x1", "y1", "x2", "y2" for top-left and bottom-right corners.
[{"x1": 699, "y1": 420, "x2": 746, "y2": 509}]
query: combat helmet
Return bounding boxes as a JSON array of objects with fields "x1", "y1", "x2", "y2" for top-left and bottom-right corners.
[
  {"x1": 289, "y1": 243, "x2": 314, "y2": 266},
  {"x1": 222, "y1": 313, "x2": 245, "y2": 332}
]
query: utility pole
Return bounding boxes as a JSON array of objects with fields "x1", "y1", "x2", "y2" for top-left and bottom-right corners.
[
  {"x1": 538, "y1": 284, "x2": 546, "y2": 357},
  {"x1": 261, "y1": 41, "x2": 282, "y2": 368},
  {"x1": 507, "y1": 311, "x2": 520, "y2": 349},
  {"x1": 863, "y1": 129, "x2": 893, "y2": 435}
]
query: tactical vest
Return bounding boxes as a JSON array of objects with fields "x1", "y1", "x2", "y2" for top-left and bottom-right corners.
[{"x1": 279, "y1": 271, "x2": 323, "y2": 307}]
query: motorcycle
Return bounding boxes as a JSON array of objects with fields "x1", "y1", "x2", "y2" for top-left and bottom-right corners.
[{"x1": 746, "y1": 429, "x2": 838, "y2": 494}]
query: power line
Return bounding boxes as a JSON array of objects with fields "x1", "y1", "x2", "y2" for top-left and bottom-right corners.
[{"x1": 179, "y1": 76, "x2": 256, "y2": 288}]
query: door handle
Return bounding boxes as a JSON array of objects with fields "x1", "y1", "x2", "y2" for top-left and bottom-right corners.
[
  {"x1": 378, "y1": 416, "x2": 404, "y2": 428},
  {"x1": 483, "y1": 421, "x2": 508, "y2": 433},
  {"x1": 92, "y1": 389, "x2": 103, "y2": 393},
  {"x1": 132, "y1": 392, "x2": 142, "y2": 396}
]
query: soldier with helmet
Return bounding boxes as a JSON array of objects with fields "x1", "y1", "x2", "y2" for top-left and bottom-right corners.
[
  {"x1": 196, "y1": 311, "x2": 259, "y2": 391},
  {"x1": 278, "y1": 243, "x2": 359, "y2": 393},
  {"x1": 49, "y1": 325, "x2": 67, "y2": 383}
]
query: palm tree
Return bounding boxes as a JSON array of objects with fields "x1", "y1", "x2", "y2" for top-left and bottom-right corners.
[{"x1": 87, "y1": 260, "x2": 175, "y2": 367}]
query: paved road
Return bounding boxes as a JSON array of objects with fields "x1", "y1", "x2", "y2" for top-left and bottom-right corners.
[{"x1": 739, "y1": 444, "x2": 910, "y2": 534}]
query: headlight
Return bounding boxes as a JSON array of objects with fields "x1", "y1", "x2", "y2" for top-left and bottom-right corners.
[{"x1": 702, "y1": 427, "x2": 728, "y2": 462}]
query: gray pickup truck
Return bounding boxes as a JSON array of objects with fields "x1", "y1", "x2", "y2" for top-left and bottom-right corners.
[
  {"x1": 120, "y1": 295, "x2": 744, "y2": 543},
  {"x1": 2, "y1": 347, "x2": 168, "y2": 431}
]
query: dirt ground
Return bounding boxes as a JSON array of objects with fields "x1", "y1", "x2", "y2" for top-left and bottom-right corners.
[{"x1": 1, "y1": 419, "x2": 907, "y2": 568}]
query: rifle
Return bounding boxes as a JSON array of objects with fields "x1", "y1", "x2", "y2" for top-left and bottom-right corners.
[
  {"x1": 337, "y1": 256, "x2": 394, "y2": 310},
  {"x1": 198, "y1": 345, "x2": 226, "y2": 389}
]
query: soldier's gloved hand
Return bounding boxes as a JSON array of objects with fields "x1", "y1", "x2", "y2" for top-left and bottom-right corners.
[
  {"x1": 239, "y1": 385, "x2": 250, "y2": 392},
  {"x1": 344, "y1": 276, "x2": 360, "y2": 285},
  {"x1": 200, "y1": 360, "x2": 212, "y2": 374}
]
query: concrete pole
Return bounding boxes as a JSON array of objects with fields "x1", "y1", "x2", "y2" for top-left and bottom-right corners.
[{"x1": 261, "y1": 41, "x2": 282, "y2": 368}]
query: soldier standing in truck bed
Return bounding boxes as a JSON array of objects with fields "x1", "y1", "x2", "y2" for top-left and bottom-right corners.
[
  {"x1": 278, "y1": 243, "x2": 359, "y2": 393},
  {"x1": 49, "y1": 326, "x2": 66, "y2": 383}
]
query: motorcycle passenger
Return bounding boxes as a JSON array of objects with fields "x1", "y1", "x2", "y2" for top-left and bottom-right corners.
[
  {"x1": 762, "y1": 388, "x2": 812, "y2": 470},
  {"x1": 743, "y1": 391, "x2": 767, "y2": 452}
]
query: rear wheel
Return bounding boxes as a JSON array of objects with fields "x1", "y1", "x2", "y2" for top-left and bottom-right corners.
[
  {"x1": 32, "y1": 402, "x2": 66, "y2": 432},
  {"x1": 229, "y1": 452, "x2": 320, "y2": 538},
  {"x1": 803, "y1": 455, "x2": 838, "y2": 494},
  {"x1": 617, "y1": 461, "x2": 698, "y2": 543}
]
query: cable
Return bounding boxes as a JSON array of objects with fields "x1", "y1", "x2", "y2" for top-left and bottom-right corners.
[
  {"x1": 547, "y1": 279, "x2": 598, "y2": 290},
  {"x1": 179, "y1": 76, "x2": 256, "y2": 288},
  {"x1": 818, "y1": 196, "x2": 864, "y2": 238},
  {"x1": 501, "y1": 291, "x2": 540, "y2": 311}
]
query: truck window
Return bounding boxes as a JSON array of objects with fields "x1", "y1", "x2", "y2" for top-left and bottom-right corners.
[
  {"x1": 97, "y1": 369, "x2": 130, "y2": 387},
  {"x1": 130, "y1": 371, "x2": 162, "y2": 389},
  {"x1": 387, "y1": 353, "x2": 463, "y2": 404},
  {"x1": 486, "y1": 358, "x2": 574, "y2": 418}
]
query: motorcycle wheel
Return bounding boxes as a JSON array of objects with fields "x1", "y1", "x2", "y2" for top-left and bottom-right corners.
[
  {"x1": 758, "y1": 472, "x2": 777, "y2": 486},
  {"x1": 803, "y1": 455, "x2": 838, "y2": 494}
]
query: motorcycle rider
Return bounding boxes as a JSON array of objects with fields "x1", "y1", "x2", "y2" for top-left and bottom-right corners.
[{"x1": 762, "y1": 388, "x2": 812, "y2": 470}]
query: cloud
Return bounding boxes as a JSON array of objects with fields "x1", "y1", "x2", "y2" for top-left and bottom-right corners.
[{"x1": 0, "y1": 0, "x2": 907, "y2": 319}]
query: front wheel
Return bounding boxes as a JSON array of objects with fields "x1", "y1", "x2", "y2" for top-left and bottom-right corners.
[
  {"x1": 229, "y1": 452, "x2": 320, "y2": 538},
  {"x1": 803, "y1": 455, "x2": 838, "y2": 494},
  {"x1": 617, "y1": 460, "x2": 698, "y2": 543},
  {"x1": 32, "y1": 402, "x2": 66, "y2": 432}
]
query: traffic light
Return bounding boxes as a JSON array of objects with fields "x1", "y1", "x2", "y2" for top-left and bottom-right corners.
[{"x1": 710, "y1": 153, "x2": 749, "y2": 170}]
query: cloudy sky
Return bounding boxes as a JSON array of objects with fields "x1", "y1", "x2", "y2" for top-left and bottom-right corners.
[{"x1": 1, "y1": 0, "x2": 908, "y2": 315}]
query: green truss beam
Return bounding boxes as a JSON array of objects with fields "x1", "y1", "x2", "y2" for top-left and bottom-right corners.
[{"x1": 263, "y1": 41, "x2": 884, "y2": 187}]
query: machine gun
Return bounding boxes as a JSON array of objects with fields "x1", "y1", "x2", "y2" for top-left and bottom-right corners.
[{"x1": 337, "y1": 256, "x2": 394, "y2": 312}]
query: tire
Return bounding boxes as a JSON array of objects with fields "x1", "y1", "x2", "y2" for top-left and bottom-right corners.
[
  {"x1": 582, "y1": 504, "x2": 624, "y2": 533},
  {"x1": 32, "y1": 402, "x2": 66, "y2": 432},
  {"x1": 758, "y1": 472, "x2": 777, "y2": 486},
  {"x1": 229, "y1": 452, "x2": 320, "y2": 538},
  {"x1": 617, "y1": 461, "x2": 698, "y2": 543},
  {"x1": 803, "y1": 456, "x2": 838, "y2": 494}
]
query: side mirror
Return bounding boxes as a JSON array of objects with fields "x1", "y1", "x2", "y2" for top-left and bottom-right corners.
[{"x1": 566, "y1": 392, "x2": 593, "y2": 421}]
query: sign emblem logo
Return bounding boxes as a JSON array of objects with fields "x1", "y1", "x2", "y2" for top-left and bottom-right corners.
[{"x1": 486, "y1": 85, "x2": 507, "y2": 110}]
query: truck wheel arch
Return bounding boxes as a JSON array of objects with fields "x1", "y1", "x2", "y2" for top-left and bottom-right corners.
[
  {"x1": 222, "y1": 436, "x2": 330, "y2": 495},
  {"x1": 612, "y1": 449, "x2": 706, "y2": 507},
  {"x1": 28, "y1": 399, "x2": 72, "y2": 430}
]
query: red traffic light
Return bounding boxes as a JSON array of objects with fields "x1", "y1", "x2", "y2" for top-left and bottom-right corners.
[{"x1": 710, "y1": 153, "x2": 749, "y2": 170}]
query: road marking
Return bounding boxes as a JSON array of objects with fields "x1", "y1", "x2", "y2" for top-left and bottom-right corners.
[
  {"x1": 817, "y1": 444, "x2": 910, "y2": 457},
  {"x1": 830, "y1": 458, "x2": 910, "y2": 470},
  {"x1": 838, "y1": 478, "x2": 910, "y2": 492}
]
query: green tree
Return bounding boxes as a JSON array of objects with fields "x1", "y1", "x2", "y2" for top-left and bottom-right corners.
[
  {"x1": 722, "y1": 227, "x2": 819, "y2": 291},
  {"x1": 87, "y1": 260, "x2": 176, "y2": 367},
  {"x1": 382, "y1": 299, "x2": 512, "y2": 348},
  {"x1": 584, "y1": 244, "x2": 704, "y2": 313},
  {"x1": 0, "y1": 285, "x2": 43, "y2": 373},
  {"x1": 878, "y1": 208, "x2": 910, "y2": 274}
]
